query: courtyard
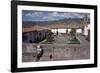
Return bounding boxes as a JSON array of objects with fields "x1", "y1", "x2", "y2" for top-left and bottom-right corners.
[
  {"x1": 22, "y1": 11, "x2": 90, "y2": 62},
  {"x1": 22, "y1": 33, "x2": 90, "y2": 62}
]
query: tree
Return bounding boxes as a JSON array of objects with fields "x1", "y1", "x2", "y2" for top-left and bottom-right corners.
[
  {"x1": 46, "y1": 31, "x2": 54, "y2": 42},
  {"x1": 70, "y1": 28, "x2": 76, "y2": 35}
]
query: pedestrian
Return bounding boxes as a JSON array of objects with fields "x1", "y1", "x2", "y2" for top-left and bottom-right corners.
[
  {"x1": 50, "y1": 54, "x2": 52, "y2": 60},
  {"x1": 36, "y1": 45, "x2": 44, "y2": 61}
]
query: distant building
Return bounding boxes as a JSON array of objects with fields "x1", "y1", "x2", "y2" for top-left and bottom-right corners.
[
  {"x1": 22, "y1": 17, "x2": 90, "y2": 43},
  {"x1": 23, "y1": 29, "x2": 49, "y2": 43}
]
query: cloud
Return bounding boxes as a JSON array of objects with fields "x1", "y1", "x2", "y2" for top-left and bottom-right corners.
[
  {"x1": 22, "y1": 10, "x2": 90, "y2": 22},
  {"x1": 31, "y1": 12, "x2": 43, "y2": 17},
  {"x1": 25, "y1": 13, "x2": 32, "y2": 16},
  {"x1": 48, "y1": 12, "x2": 84, "y2": 18},
  {"x1": 50, "y1": 12, "x2": 60, "y2": 17},
  {"x1": 23, "y1": 12, "x2": 43, "y2": 17},
  {"x1": 49, "y1": 12, "x2": 66, "y2": 17},
  {"x1": 42, "y1": 16, "x2": 58, "y2": 21}
]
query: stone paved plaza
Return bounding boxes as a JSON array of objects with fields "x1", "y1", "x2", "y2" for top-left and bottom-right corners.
[{"x1": 22, "y1": 34, "x2": 90, "y2": 62}]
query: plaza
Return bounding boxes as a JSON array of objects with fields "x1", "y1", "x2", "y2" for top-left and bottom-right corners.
[
  {"x1": 22, "y1": 34, "x2": 90, "y2": 62},
  {"x1": 22, "y1": 11, "x2": 90, "y2": 62}
]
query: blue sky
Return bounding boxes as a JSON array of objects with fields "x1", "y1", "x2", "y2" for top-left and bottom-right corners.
[{"x1": 22, "y1": 10, "x2": 90, "y2": 22}]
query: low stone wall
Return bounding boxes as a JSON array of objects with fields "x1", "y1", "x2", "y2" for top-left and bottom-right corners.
[{"x1": 22, "y1": 43, "x2": 85, "y2": 62}]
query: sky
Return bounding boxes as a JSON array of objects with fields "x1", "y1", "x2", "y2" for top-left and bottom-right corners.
[{"x1": 22, "y1": 10, "x2": 90, "y2": 22}]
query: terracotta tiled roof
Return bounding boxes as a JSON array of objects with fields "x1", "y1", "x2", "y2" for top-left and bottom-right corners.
[
  {"x1": 22, "y1": 20, "x2": 89, "y2": 33},
  {"x1": 22, "y1": 25, "x2": 50, "y2": 32}
]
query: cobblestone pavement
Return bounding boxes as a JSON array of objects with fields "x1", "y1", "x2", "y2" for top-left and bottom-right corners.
[{"x1": 22, "y1": 34, "x2": 90, "y2": 62}]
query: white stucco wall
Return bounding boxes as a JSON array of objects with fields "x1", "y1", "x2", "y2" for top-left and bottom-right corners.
[
  {"x1": 83, "y1": 24, "x2": 90, "y2": 36},
  {"x1": 51, "y1": 28, "x2": 72, "y2": 33},
  {"x1": 58, "y1": 29, "x2": 66, "y2": 33},
  {"x1": 76, "y1": 29, "x2": 82, "y2": 33}
]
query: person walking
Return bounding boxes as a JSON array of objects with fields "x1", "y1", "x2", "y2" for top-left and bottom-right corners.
[{"x1": 36, "y1": 45, "x2": 43, "y2": 61}]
